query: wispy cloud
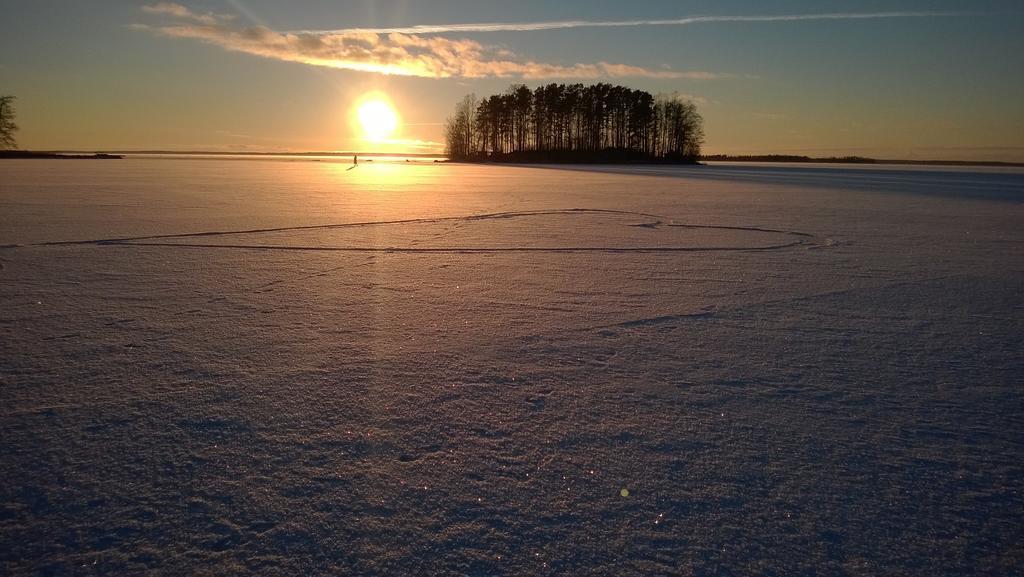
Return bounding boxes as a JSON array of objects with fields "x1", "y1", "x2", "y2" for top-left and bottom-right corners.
[
  {"x1": 134, "y1": 3, "x2": 728, "y2": 80},
  {"x1": 293, "y1": 11, "x2": 971, "y2": 35},
  {"x1": 141, "y1": 2, "x2": 234, "y2": 26}
]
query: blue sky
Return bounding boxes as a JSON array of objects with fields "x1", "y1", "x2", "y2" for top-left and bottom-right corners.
[{"x1": 2, "y1": 0, "x2": 1022, "y2": 159}]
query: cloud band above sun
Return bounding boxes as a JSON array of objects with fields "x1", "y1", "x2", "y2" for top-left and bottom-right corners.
[
  {"x1": 135, "y1": 5, "x2": 973, "y2": 80},
  {"x1": 133, "y1": 3, "x2": 727, "y2": 80}
]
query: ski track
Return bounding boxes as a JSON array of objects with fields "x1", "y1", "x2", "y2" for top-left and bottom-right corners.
[{"x1": 2, "y1": 209, "x2": 818, "y2": 254}]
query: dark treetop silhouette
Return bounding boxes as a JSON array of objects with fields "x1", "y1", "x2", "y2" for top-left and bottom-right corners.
[
  {"x1": 0, "y1": 96, "x2": 18, "y2": 150},
  {"x1": 445, "y1": 83, "x2": 704, "y2": 164}
]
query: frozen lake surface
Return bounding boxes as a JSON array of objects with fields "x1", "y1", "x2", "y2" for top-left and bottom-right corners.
[{"x1": 2, "y1": 158, "x2": 1023, "y2": 575}]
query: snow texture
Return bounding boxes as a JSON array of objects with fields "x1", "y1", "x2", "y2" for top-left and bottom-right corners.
[{"x1": 1, "y1": 158, "x2": 1023, "y2": 575}]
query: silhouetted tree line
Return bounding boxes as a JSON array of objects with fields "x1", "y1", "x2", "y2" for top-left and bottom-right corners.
[
  {"x1": 445, "y1": 84, "x2": 703, "y2": 163},
  {"x1": 0, "y1": 96, "x2": 18, "y2": 150},
  {"x1": 702, "y1": 154, "x2": 876, "y2": 164}
]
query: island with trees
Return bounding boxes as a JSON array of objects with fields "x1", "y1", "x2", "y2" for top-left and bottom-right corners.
[{"x1": 444, "y1": 83, "x2": 704, "y2": 164}]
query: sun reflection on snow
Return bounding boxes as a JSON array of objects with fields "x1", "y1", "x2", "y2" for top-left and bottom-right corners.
[{"x1": 324, "y1": 157, "x2": 443, "y2": 190}]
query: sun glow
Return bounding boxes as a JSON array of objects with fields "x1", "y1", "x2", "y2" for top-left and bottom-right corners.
[{"x1": 356, "y1": 98, "x2": 399, "y2": 142}]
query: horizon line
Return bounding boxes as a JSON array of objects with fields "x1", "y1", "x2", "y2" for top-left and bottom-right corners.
[{"x1": 13, "y1": 149, "x2": 1023, "y2": 166}]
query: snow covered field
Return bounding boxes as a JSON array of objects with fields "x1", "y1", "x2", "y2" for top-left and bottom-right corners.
[{"x1": 1, "y1": 158, "x2": 1022, "y2": 575}]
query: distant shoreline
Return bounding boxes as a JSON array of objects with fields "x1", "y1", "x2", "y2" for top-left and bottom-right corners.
[
  {"x1": 700, "y1": 154, "x2": 1024, "y2": 168},
  {"x1": 68, "y1": 150, "x2": 442, "y2": 158},
  {"x1": 0, "y1": 151, "x2": 123, "y2": 160}
]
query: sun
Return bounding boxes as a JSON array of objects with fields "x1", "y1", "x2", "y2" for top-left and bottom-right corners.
[{"x1": 356, "y1": 98, "x2": 399, "y2": 142}]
